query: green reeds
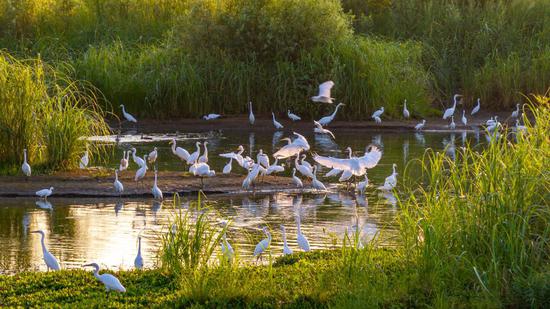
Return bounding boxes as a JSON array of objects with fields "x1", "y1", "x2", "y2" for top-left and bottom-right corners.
[
  {"x1": 399, "y1": 95, "x2": 550, "y2": 305},
  {"x1": 0, "y1": 51, "x2": 109, "y2": 173}
]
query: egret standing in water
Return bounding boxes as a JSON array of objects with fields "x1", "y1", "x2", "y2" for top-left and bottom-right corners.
[
  {"x1": 449, "y1": 116, "x2": 456, "y2": 130},
  {"x1": 79, "y1": 145, "x2": 89, "y2": 169},
  {"x1": 223, "y1": 158, "x2": 233, "y2": 174},
  {"x1": 511, "y1": 103, "x2": 520, "y2": 118},
  {"x1": 415, "y1": 120, "x2": 426, "y2": 131},
  {"x1": 83, "y1": 263, "x2": 126, "y2": 292},
  {"x1": 272, "y1": 112, "x2": 284, "y2": 130},
  {"x1": 134, "y1": 236, "x2": 143, "y2": 270},
  {"x1": 471, "y1": 98, "x2": 480, "y2": 115},
  {"x1": 152, "y1": 169, "x2": 163, "y2": 200},
  {"x1": 120, "y1": 104, "x2": 137, "y2": 124},
  {"x1": 119, "y1": 151, "x2": 129, "y2": 171},
  {"x1": 287, "y1": 110, "x2": 301, "y2": 121},
  {"x1": 148, "y1": 147, "x2": 158, "y2": 164},
  {"x1": 443, "y1": 94, "x2": 462, "y2": 119},
  {"x1": 378, "y1": 164, "x2": 398, "y2": 191},
  {"x1": 292, "y1": 168, "x2": 303, "y2": 188},
  {"x1": 356, "y1": 174, "x2": 369, "y2": 194},
  {"x1": 461, "y1": 110, "x2": 468, "y2": 126},
  {"x1": 253, "y1": 227, "x2": 272, "y2": 261},
  {"x1": 249, "y1": 101, "x2": 255, "y2": 125},
  {"x1": 313, "y1": 120, "x2": 336, "y2": 139},
  {"x1": 198, "y1": 142, "x2": 209, "y2": 163},
  {"x1": 371, "y1": 107, "x2": 384, "y2": 121},
  {"x1": 113, "y1": 169, "x2": 124, "y2": 196},
  {"x1": 31, "y1": 230, "x2": 61, "y2": 271},
  {"x1": 317, "y1": 102, "x2": 345, "y2": 126},
  {"x1": 134, "y1": 155, "x2": 148, "y2": 189},
  {"x1": 296, "y1": 215, "x2": 310, "y2": 252},
  {"x1": 311, "y1": 80, "x2": 335, "y2": 104},
  {"x1": 36, "y1": 187, "x2": 54, "y2": 200},
  {"x1": 280, "y1": 225, "x2": 293, "y2": 255},
  {"x1": 311, "y1": 166, "x2": 327, "y2": 192},
  {"x1": 403, "y1": 100, "x2": 410, "y2": 118},
  {"x1": 22, "y1": 148, "x2": 31, "y2": 178}
]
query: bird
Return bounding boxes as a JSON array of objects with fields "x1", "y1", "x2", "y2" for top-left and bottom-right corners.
[
  {"x1": 203, "y1": 113, "x2": 221, "y2": 120},
  {"x1": 113, "y1": 169, "x2": 124, "y2": 195},
  {"x1": 272, "y1": 112, "x2": 284, "y2": 130},
  {"x1": 378, "y1": 164, "x2": 398, "y2": 191},
  {"x1": 461, "y1": 110, "x2": 467, "y2": 126},
  {"x1": 313, "y1": 145, "x2": 382, "y2": 180},
  {"x1": 280, "y1": 225, "x2": 293, "y2": 255},
  {"x1": 257, "y1": 149, "x2": 270, "y2": 168},
  {"x1": 120, "y1": 104, "x2": 137, "y2": 123},
  {"x1": 296, "y1": 216, "x2": 310, "y2": 252},
  {"x1": 273, "y1": 132, "x2": 310, "y2": 159},
  {"x1": 265, "y1": 159, "x2": 284, "y2": 175},
  {"x1": 148, "y1": 147, "x2": 158, "y2": 163},
  {"x1": 253, "y1": 227, "x2": 272, "y2": 260},
  {"x1": 295, "y1": 155, "x2": 314, "y2": 178},
  {"x1": 287, "y1": 110, "x2": 301, "y2": 121},
  {"x1": 317, "y1": 103, "x2": 345, "y2": 126},
  {"x1": 119, "y1": 151, "x2": 129, "y2": 171},
  {"x1": 511, "y1": 103, "x2": 520, "y2": 118},
  {"x1": 31, "y1": 230, "x2": 61, "y2": 271},
  {"x1": 198, "y1": 142, "x2": 209, "y2": 163},
  {"x1": 356, "y1": 174, "x2": 369, "y2": 194},
  {"x1": 169, "y1": 139, "x2": 190, "y2": 162},
  {"x1": 249, "y1": 101, "x2": 255, "y2": 125},
  {"x1": 242, "y1": 163, "x2": 265, "y2": 190},
  {"x1": 134, "y1": 155, "x2": 148, "y2": 184},
  {"x1": 415, "y1": 120, "x2": 426, "y2": 131},
  {"x1": 152, "y1": 170, "x2": 163, "y2": 200},
  {"x1": 486, "y1": 116, "x2": 498, "y2": 126},
  {"x1": 131, "y1": 148, "x2": 146, "y2": 167},
  {"x1": 190, "y1": 161, "x2": 215, "y2": 187},
  {"x1": 300, "y1": 154, "x2": 313, "y2": 171},
  {"x1": 223, "y1": 158, "x2": 233, "y2": 174},
  {"x1": 134, "y1": 236, "x2": 143, "y2": 270},
  {"x1": 79, "y1": 146, "x2": 89, "y2": 169},
  {"x1": 313, "y1": 120, "x2": 336, "y2": 139},
  {"x1": 515, "y1": 119, "x2": 527, "y2": 133},
  {"x1": 220, "y1": 232, "x2": 234, "y2": 261},
  {"x1": 311, "y1": 166, "x2": 327, "y2": 191},
  {"x1": 83, "y1": 263, "x2": 126, "y2": 292},
  {"x1": 373, "y1": 116, "x2": 382, "y2": 124},
  {"x1": 219, "y1": 145, "x2": 245, "y2": 168},
  {"x1": 36, "y1": 187, "x2": 54, "y2": 200},
  {"x1": 403, "y1": 100, "x2": 410, "y2": 118},
  {"x1": 292, "y1": 168, "x2": 303, "y2": 188},
  {"x1": 471, "y1": 98, "x2": 480, "y2": 115},
  {"x1": 187, "y1": 142, "x2": 202, "y2": 165},
  {"x1": 449, "y1": 116, "x2": 456, "y2": 130},
  {"x1": 310, "y1": 80, "x2": 335, "y2": 104},
  {"x1": 443, "y1": 94, "x2": 462, "y2": 119},
  {"x1": 371, "y1": 107, "x2": 384, "y2": 120},
  {"x1": 22, "y1": 148, "x2": 31, "y2": 177}
]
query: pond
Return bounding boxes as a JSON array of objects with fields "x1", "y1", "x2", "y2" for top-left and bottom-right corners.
[{"x1": 0, "y1": 128, "x2": 482, "y2": 273}]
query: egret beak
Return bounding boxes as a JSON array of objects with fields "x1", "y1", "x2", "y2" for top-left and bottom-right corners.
[
  {"x1": 30, "y1": 230, "x2": 39, "y2": 234},
  {"x1": 82, "y1": 263, "x2": 93, "y2": 267}
]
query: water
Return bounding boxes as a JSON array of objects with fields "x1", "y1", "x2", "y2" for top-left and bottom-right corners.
[{"x1": 0, "y1": 129, "x2": 480, "y2": 273}]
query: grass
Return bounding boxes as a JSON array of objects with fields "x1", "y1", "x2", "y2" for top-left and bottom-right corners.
[{"x1": 0, "y1": 51, "x2": 110, "y2": 173}]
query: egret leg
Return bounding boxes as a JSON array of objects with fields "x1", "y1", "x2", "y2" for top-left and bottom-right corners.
[{"x1": 200, "y1": 177, "x2": 204, "y2": 188}]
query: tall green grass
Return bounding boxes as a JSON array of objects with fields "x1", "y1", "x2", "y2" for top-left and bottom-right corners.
[
  {"x1": 399, "y1": 95, "x2": 550, "y2": 305},
  {"x1": 0, "y1": 51, "x2": 109, "y2": 173}
]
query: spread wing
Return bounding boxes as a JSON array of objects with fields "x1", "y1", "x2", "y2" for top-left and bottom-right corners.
[
  {"x1": 359, "y1": 146, "x2": 382, "y2": 169},
  {"x1": 318, "y1": 81, "x2": 334, "y2": 98}
]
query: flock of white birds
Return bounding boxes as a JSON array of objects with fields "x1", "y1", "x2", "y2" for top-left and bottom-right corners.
[{"x1": 21, "y1": 80, "x2": 526, "y2": 293}]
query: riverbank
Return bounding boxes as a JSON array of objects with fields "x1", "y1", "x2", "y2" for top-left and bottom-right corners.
[{"x1": 0, "y1": 170, "x2": 308, "y2": 198}]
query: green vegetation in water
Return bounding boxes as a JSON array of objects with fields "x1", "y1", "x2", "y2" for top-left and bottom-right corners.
[{"x1": 0, "y1": 51, "x2": 110, "y2": 173}]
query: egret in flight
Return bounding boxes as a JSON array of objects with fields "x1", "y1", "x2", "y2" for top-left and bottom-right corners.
[
  {"x1": 273, "y1": 132, "x2": 310, "y2": 159},
  {"x1": 403, "y1": 100, "x2": 410, "y2": 118},
  {"x1": 471, "y1": 98, "x2": 480, "y2": 115},
  {"x1": 287, "y1": 110, "x2": 301, "y2": 121},
  {"x1": 313, "y1": 145, "x2": 382, "y2": 183},
  {"x1": 31, "y1": 230, "x2": 61, "y2": 271},
  {"x1": 83, "y1": 263, "x2": 126, "y2": 292},
  {"x1": 317, "y1": 103, "x2": 345, "y2": 126},
  {"x1": 415, "y1": 120, "x2": 426, "y2": 131},
  {"x1": 311, "y1": 81, "x2": 335, "y2": 104},
  {"x1": 313, "y1": 120, "x2": 336, "y2": 139},
  {"x1": 253, "y1": 227, "x2": 272, "y2": 261},
  {"x1": 36, "y1": 187, "x2": 54, "y2": 200},
  {"x1": 22, "y1": 148, "x2": 31, "y2": 177},
  {"x1": 249, "y1": 101, "x2": 255, "y2": 125},
  {"x1": 443, "y1": 94, "x2": 462, "y2": 119},
  {"x1": 272, "y1": 112, "x2": 284, "y2": 130},
  {"x1": 280, "y1": 225, "x2": 293, "y2": 255},
  {"x1": 120, "y1": 104, "x2": 137, "y2": 123},
  {"x1": 134, "y1": 236, "x2": 143, "y2": 270}
]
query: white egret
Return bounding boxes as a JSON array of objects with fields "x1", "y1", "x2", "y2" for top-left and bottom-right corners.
[
  {"x1": 119, "y1": 151, "x2": 129, "y2": 171},
  {"x1": 242, "y1": 163, "x2": 265, "y2": 190},
  {"x1": 273, "y1": 132, "x2": 310, "y2": 159},
  {"x1": 223, "y1": 158, "x2": 233, "y2": 174},
  {"x1": 22, "y1": 148, "x2": 31, "y2": 177},
  {"x1": 318, "y1": 103, "x2": 345, "y2": 126},
  {"x1": 471, "y1": 98, "x2": 480, "y2": 115},
  {"x1": 511, "y1": 103, "x2": 520, "y2": 118},
  {"x1": 461, "y1": 110, "x2": 467, "y2": 126},
  {"x1": 198, "y1": 142, "x2": 209, "y2": 163},
  {"x1": 515, "y1": 119, "x2": 527, "y2": 133},
  {"x1": 443, "y1": 94, "x2": 462, "y2": 119},
  {"x1": 486, "y1": 121, "x2": 501, "y2": 133},
  {"x1": 203, "y1": 113, "x2": 221, "y2": 120},
  {"x1": 219, "y1": 145, "x2": 245, "y2": 168},
  {"x1": 134, "y1": 236, "x2": 143, "y2": 269},
  {"x1": 187, "y1": 142, "x2": 202, "y2": 165},
  {"x1": 415, "y1": 120, "x2": 426, "y2": 131},
  {"x1": 486, "y1": 116, "x2": 498, "y2": 126},
  {"x1": 372, "y1": 107, "x2": 384, "y2": 119},
  {"x1": 325, "y1": 168, "x2": 343, "y2": 177},
  {"x1": 295, "y1": 155, "x2": 314, "y2": 178},
  {"x1": 373, "y1": 116, "x2": 382, "y2": 124},
  {"x1": 356, "y1": 174, "x2": 369, "y2": 194},
  {"x1": 403, "y1": 100, "x2": 410, "y2": 118},
  {"x1": 292, "y1": 168, "x2": 303, "y2": 188},
  {"x1": 134, "y1": 155, "x2": 148, "y2": 185},
  {"x1": 311, "y1": 80, "x2": 335, "y2": 104},
  {"x1": 257, "y1": 149, "x2": 270, "y2": 168},
  {"x1": 300, "y1": 154, "x2": 313, "y2": 170},
  {"x1": 36, "y1": 187, "x2": 54, "y2": 200},
  {"x1": 120, "y1": 104, "x2": 137, "y2": 123},
  {"x1": 253, "y1": 227, "x2": 272, "y2": 260},
  {"x1": 296, "y1": 216, "x2": 310, "y2": 252},
  {"x1": 148, "y1": 147, "x2": 158, "y2": 163},
  {"x1": 152, "y1": 170, "x2": 163, "y2": 200},
  {"x1": 249, "y1": 101, "x2": 255, "y2": 125},
  {"x1": 114, "y1": 170, "x2": 124, "y2": 195},
  {"x1": 378, "y1": 164, "x2": 398, "y2": 191},
  {"x1": 449, "y1": 116, "x2": 456, "y2": 130},
  {"x1": 280, "y1": 225, "x2": 293, "y2": 255},
  {"x1": 287, "y1": 110, "x2": 301, "y2": 121},
  {"x1": 313, "y1": 145, "x2": 382, "y2": 179},
  {"x1": 311, "y1": 166, "x2": 327, "y2": 192},
  {"x1": 272, "y1": 112, "x2": 284, "y2": 130},
  {"x1": 83, "y1": 263, "x2": 126, "y2": 292},
  {"x1": 265, "y1": 159, "x2": 284, "y2": 175},
  {"x1": 169, "y1": 139, "x2": 190, "y2": 162},
  {"x1": 220, "y1": 232, "x2": 234, "y2": 261},
  {"x1": 313, "y1": 120, "x2": 335, "y2": 139},
  {"x1": 31, "y1": 230, "x2": 60, "y2": 271},
  {"x1": 131, "y1": 148, "x2": 146, "y2": 167},
  {"x1": 190, "y1": 161, "x2": 215, "y2": 187},
  {"x1": 79, "y1": 146, "x2": 89, "y2": 169}
]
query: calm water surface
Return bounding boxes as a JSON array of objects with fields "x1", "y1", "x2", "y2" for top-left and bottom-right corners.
[{"x1": 0, "y1": 128, "x2": 481, "y2": 273}]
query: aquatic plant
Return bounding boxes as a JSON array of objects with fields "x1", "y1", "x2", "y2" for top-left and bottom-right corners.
[{"x1": 0, "y1": 51, "x2": 109, "y2": 173}]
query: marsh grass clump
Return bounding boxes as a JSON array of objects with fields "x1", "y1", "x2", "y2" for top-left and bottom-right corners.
[
  {"x1": 399, "y1": 95, "x2": 550, "y2": 306},
  {"x1": 0, "y1": 51, "x2": 109, "y2": 173}
]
